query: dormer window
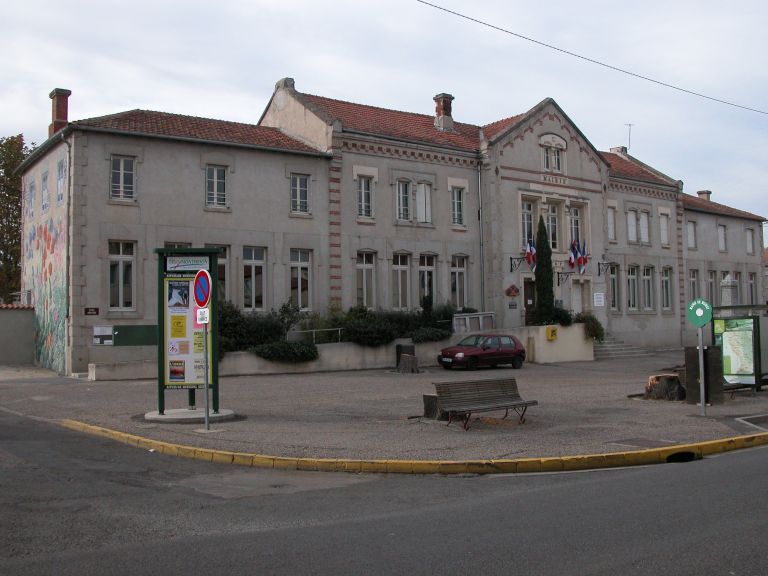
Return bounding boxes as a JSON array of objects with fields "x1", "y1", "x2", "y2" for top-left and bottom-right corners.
[{"x1": 539, "y1": 134, "x2": 566, "y2": 174}]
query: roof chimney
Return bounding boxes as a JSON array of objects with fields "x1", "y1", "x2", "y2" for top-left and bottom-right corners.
[
  {"x1": 433, "y1": 93, "x2": 454, "y2": 132},
  {"x1": 610, "y1": 146, "x2": 628, "y2": 155},
  {"x1": 49, "y1": 88, "x2": 72, "y2": 138},
  {"x1": 697, "y1": 190, "x2": 712, "y2": 201}
]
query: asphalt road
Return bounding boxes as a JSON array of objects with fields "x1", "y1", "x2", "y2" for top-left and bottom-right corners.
[{"x1": 1, "y1": 409, "x2": 766, "y2": 575}]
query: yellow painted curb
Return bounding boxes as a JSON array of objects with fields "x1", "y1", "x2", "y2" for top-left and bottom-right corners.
[{"x1": 59, "y1": 419, "x2": 768, "y2": 475}]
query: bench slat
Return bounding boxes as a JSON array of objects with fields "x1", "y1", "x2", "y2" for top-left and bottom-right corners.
[{"x1": 433, "y1": 377, "x2": 536, "y2": 416}]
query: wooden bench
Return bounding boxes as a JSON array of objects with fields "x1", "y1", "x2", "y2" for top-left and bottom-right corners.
[{"x1": 433, "y1": 377, "x2": 537, "y2": 430}]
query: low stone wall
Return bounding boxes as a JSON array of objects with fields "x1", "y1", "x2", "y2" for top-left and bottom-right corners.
[
  {"x1": 88, "y1": 338, "x2": 447, "y2": 380},
  {"x1": 0, "y1": 307, "x2": 35, "y2": 365},
  {"x1": 512, "y1": 324, "x2": 593, "y2": 363},
  {"x1": 86, "y1": 326, "x2": 593, "y2": 380}
]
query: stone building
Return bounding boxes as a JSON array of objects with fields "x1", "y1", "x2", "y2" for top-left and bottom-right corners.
[{"x1": 18, "y1": 80, "x2": 766, "y2": 373}]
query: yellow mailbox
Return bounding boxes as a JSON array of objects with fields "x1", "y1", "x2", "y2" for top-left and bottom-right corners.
[{"x1": 546, "y1": 326, "x2": 558, "y2": 341}]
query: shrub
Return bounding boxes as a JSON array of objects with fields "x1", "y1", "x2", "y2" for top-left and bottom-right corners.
[
  {"x1": 408, "y1": 327, "x2": 452, "y2": 343},
  {"x1": 344, "y1": 318, "x2": 398, "y2": 346},
  {"x1": 550, "y1": 306, "x2": 573, "y2": 326},
  {"x1": 574, "y1": 312, "x2": 605, "y2": 342},
  {"x1": 251, "y1": 341, "x2": 318, "y2": 363}
]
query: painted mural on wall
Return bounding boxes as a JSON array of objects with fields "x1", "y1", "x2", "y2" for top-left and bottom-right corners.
[{"x1": 23, "y1": 167, "x2": 67, "y2": 373}]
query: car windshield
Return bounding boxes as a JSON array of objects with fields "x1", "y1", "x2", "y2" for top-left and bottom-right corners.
[{"x1": 457, "y1": 335, "x2": 485, "y2": 347}]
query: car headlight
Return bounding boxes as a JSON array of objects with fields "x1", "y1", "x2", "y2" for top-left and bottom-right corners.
[{"x1": 455, "y1": 352, "x2": 464, "y2": 359}]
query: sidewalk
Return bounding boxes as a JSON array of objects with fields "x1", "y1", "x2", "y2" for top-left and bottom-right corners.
[{"x1": 1, "y1": 350, "x2": 766, "y2": 464}]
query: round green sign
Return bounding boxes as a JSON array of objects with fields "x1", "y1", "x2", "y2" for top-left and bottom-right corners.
[{"x1": 686, "y1": 298, "x2": 712, "y2": 327}]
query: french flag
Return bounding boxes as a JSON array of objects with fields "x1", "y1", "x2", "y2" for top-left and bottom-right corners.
[
  {"x1": 569, "y1": 240, "x2": 579, "y2": 269},
  {"x1": 578, "y1": 240, "x2": 588, "y2": 274},
  {"x1": 525, "y1": 240, "x2": 537, "y2": 272}
]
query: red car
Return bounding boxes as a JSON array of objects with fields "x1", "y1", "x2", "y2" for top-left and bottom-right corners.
[{"x1": 437, "y1": 333, "x2": 526, "y2": 370}]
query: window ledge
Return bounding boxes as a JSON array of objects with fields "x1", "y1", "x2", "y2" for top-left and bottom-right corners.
[
  {"x1": 106, "y1": 310, "x2": 140, "y2": 319},
  {"x1": 290, "y1": 212, "x2": 313, "y2": 219},
  {"x1": 356, "y1": 217, "x2": 376, "y2": 225},
  {"x1": 108, "y1": 198, "x2": 138, "y2": 206},
  {"x1": 451, "y1": 224, "x2": 467, "y2": 232},
  {"x1": 395, "y1": 221, "x2": 435, "y2": 229},
  {"x1": 204, "y1": 205, "x2": 231, "y2": 213}
]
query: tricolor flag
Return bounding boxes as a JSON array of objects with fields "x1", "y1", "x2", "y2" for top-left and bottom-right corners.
[
  {"x1": 568, "y1": 240, "x2": 580, "y2": 269},
  {"x1": 525, "y1": 239, "x2": 537, "y2": 272},
  {"x1": 578, "y1": 240, "x2": 588, "y2": 274}
]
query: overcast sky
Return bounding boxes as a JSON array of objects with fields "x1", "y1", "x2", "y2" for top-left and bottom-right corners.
[{"x1": 3, "y1": 0, "x2": 766, "y2": 224}]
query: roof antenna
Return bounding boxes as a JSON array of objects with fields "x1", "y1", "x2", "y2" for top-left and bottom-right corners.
[{"x1": 625, "y1": 123, "x2": 634, "y2": 151}]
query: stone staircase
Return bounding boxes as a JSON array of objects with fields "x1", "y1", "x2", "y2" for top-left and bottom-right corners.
[{"x1": 593, "y1": 334, "x2": 653, "y2": 360}]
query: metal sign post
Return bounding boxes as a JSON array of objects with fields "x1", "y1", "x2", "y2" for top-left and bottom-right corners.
[
  {"x1": 194, "y1": 270, "x2": 212, "y2": 431},
  {"x1": 687, "y1": 299, "x2": 713, "y2": 417}
]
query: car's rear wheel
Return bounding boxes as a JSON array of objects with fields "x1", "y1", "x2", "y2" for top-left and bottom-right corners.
[
  {"x1": 512, "y1": 356, "x2": 523, "y2": 369},
  {"x1": 467, "y1": 357, "x2": 479, "y2": 370}
]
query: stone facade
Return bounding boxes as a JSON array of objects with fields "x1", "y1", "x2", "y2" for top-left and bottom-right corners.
[{"x1": 18, "y1": 80, "x2": 766, "y2": 374}]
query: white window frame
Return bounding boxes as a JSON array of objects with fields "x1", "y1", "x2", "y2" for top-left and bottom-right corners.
[
  {"x1": 418, "y1": 254, "x2": 436, "y2": 306},
  {"x1": 689, "y1": 269, "x2": 699, "y2": 300},
  {"x1": 108, "y1": 241, "x2": 135, "y2": 310},
  {"x1": 543, "y1": 147, "x2": 562, "y2": 172},
  {"x1": 56, "y1": 157, "x2": 67, "y2": 204},
  {"x1": 642, "y1": 266, "x2": 654, "y2": 310},
  {"x1": 546, "y1": 204, "x2": 559, "y2": 250},
  {"x1": 290, "y1": 248, "x2": 312, "y2": 310},
  {"x1": 396, "y1": 180, "x2": 410, "y2": 221},
  {"x1": 415, "y1": 182, "x2": 432, "y2": 223},
  {"x1": 607, "y1": 207, "x2": 616, "y2": 242},
  {"x1": 357, "y1": 176, "x2": 373, "y2": 218},
  {"x1": 570, "y1": 206, "x2": 582, "y2": 245},
  {"x1": 522, "y1": 201, "x2": 534, "y2": 246},
  {"x1": 451, "y1": 186, "x2": 465, "y2": 226},
  {"x1": 392, "y1": 253, "x2": 410, "y2": 310},
  {"x1": 627, "y1": 210, "x2": 638, "y2": 243},
  {"x1": 243, "y1": 246, "x2": 267, "y2": 311},
  {"x1": 41, "y1": 171, "x2": 49, "y2": 213},
  {"x1": 206, "y1": 164, "x2": 227, "y2": 207},
  {"x1": 609, "y1": 265, "x2": 620, "y2": 311},
  {"x1": 111, "y1": 155, "x2": 136, "y2": 201},
  {"x1": 639, "y1": 211, "x2": 649, "y2": 244},
  {"x1": 687, "y1": 221, "x2": 697, "y2": 249},
  {"x1": 733, "y1": 271, "x2": 741, "y2": 305},
  {"x1": 450, "y1": 255, "x2": 468, "y2": 309},
  {"x1": 707, "y1": 270, "x2": 717, "y2": 307},
  {"x1": 627, "y1": 266, "x2": 638, "y2": 310},
  {"x1": 661, "y1": 267, "x2": 672, "y2": 310},
  {"x1": 659, "y1": 213, "x2": 669, "y2": 246},
  {"x1": 356, "y1": 251, "x2": 376, "y2": 309},
  {"x1": 748, "y1": 272, "x2": 756, "y2": 305},
  {"x1": 718, "y1": 224, "x2": 727, "y2": 252},
  {"x1": 290, "y1": 173, "x2": 310, "y2": 214}
]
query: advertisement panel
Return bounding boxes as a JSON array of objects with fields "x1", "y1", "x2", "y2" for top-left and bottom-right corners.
[
  {"x1": 163, "y1": 277, "x2": 212, "y2": 388},
  {"x1": 714, "y1": 317, "x2": 756, "y2": 385}
]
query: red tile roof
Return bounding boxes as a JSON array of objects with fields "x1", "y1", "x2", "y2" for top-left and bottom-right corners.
[
  {"x1": 682, "y1": 194, "x2": 765, "y2": 222},
  {"x1": 482, "y1": 115, "x2": 524, "y2": 141},
  {"x1": 600, "y1": 152, "x2": 673, "y2": 186},
  {"x1": 72, "y1": 110, "x2": 323, "y2": 155},
  {"x1": 300, "y1": 94, "x2": 484, "y2": 152}
]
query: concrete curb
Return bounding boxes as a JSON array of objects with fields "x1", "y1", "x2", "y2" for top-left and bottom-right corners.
[{"x1": 60, "y1": 419, "x2": 768, "y2": 475}]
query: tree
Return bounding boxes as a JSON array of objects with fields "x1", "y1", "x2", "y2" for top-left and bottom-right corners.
[
  {"x1": 0, "y1": 135, "x2": 34, "y2": 303},
  {"x1": 534, "y1": 214, "x2": 554, "y2": 323}
]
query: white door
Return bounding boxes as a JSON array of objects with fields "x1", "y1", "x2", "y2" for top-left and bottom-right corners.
[{"x1": 571, "y1": 282, "x2": 583, "y2": 314}]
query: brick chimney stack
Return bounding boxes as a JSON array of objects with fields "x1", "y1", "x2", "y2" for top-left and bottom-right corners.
[
  {"x1": 433, "y1": 93, "x2": 454, "y2": 132},
  {"x1": 697, "y1": 190, "x2": 712, "y2": 201},
  {"x1": 49, "y1": 88, "x2": 72, "y2": 138}
]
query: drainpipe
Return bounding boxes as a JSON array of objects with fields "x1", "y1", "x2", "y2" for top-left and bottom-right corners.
[
  {"x1": 60, "y1": 131, "x2": 72, "y2": 376},
  {"x1": 477, "y1": 160, "x2": 485, "y2": 311}
]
